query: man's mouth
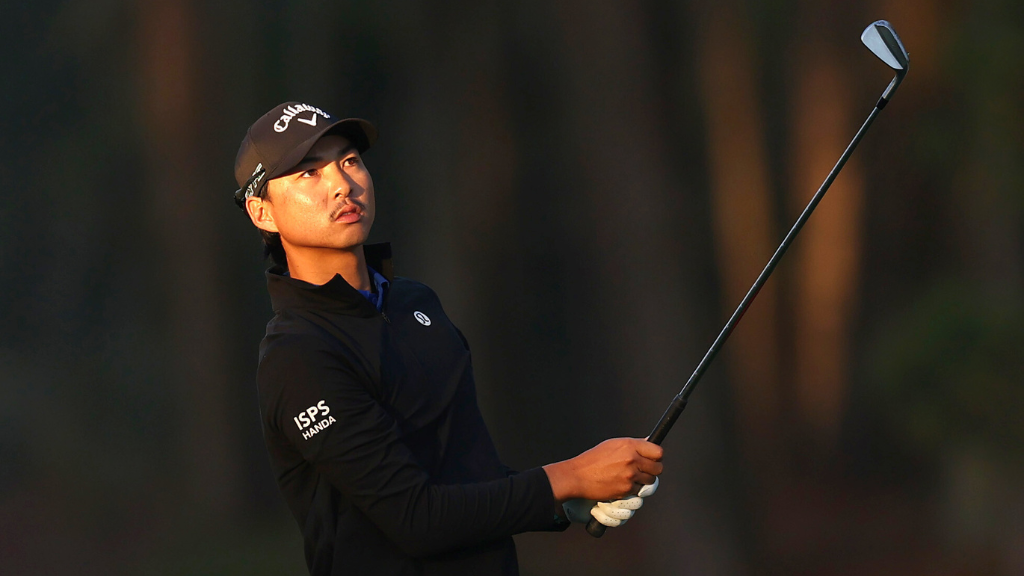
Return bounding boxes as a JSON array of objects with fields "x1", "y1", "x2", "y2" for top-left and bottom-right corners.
[{"x1": 332, "y1": 203, "x2": 363, "y2": 224}]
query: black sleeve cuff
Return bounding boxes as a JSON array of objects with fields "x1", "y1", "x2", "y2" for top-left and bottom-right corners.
[{"x1": 515, "y1": 467, "x2": 571, "y2": 533}]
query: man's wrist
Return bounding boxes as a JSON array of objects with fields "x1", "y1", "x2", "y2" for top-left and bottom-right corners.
[{"x1": 542, "y1": 459, "x2": 579, "y2": 502}]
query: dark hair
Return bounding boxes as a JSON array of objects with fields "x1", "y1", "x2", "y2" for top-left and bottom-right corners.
[{"x1": 255, "y1": 185, "x2": 288, "y2": 268}]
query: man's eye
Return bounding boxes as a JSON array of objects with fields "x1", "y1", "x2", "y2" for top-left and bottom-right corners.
[
  {"x1": 301, "y1": 168, "x2": 319, "y2": 177},
  {"x1": 343, "y1": 156, "x2": 360, "y2": 167}
]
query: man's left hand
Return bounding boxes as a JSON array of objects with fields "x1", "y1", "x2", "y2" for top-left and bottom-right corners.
[{"x1": 562, "y1": 477, "x2": 660, "y2": 528}]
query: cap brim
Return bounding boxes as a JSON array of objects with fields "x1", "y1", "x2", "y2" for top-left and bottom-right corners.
[{"x1": 267, "y1": 117, "x2": 377, "y2": 180}]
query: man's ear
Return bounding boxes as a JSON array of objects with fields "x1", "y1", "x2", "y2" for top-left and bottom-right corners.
[{"x1": 246, "y1": 195, "x2": 279, "y2": 233}]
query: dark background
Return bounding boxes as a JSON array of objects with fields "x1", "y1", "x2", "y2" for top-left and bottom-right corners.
[{"x1": 2, "y1": 0, "x2": 1022, "y2": 574}]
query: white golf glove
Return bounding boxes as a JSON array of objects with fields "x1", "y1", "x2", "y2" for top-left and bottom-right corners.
[{"x1": 562, "y1": 477, "x2": 659, "y2": 528}]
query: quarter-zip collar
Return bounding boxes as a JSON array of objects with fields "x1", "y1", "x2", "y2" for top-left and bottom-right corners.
[
  {"x1": 357, "y1": 268, "x2": 390, "y2": 311},
  {"x1": 266, "y1": 242, "x2": 394, "y2": 317}
]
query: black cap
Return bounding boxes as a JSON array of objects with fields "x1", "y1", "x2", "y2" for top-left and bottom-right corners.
[{"x1": 233, "y1": 102, "x2": 377, "y2": 208}]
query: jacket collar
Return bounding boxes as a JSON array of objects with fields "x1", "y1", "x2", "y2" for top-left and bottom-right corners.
[{"x1": 266, "y1": 242, "x2": 393, "y2": 317}]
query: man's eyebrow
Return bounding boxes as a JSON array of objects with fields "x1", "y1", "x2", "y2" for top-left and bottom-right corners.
[{"x1": 295, "y1": 144, "x2": 357, "y2": 169}]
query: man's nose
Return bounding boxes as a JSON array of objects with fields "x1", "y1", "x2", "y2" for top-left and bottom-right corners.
[{"x1": 325, "y1": 163, "x2": 351, "y2": 198}]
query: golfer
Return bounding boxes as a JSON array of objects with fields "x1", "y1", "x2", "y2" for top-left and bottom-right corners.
[{"x1": 234, "y1": 102, "x2": 664, "y2": 575}]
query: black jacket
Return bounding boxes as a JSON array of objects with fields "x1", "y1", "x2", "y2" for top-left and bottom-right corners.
[{"x1": 256, "y1": 244, "x2": 566, "y2": 575}]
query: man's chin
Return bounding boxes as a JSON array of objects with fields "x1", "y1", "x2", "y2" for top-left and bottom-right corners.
[{"x1": 283, "y1": 241, "x2": 367, "y2": 257}]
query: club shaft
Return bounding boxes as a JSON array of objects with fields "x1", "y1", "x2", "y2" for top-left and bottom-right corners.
[
  {"x1": 585, "y1": 98, "x2": 889, "y2": 540},
  {"x1": 661, "y1": 101, "x2": 884, "y2": 431}
]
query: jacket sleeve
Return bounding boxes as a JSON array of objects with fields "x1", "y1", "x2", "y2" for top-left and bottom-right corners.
[{"x1": 259, "y1": 333, "x2": 561, "y2": 557}]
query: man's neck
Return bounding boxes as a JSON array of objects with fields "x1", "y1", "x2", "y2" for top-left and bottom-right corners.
[{"x1": 284, "y1": 244, "x2": 370, "y2": 290}]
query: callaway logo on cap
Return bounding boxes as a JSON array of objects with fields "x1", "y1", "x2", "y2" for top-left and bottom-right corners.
[{"x1": 233, "y1": 102, "x2": 377, "y2": 208}]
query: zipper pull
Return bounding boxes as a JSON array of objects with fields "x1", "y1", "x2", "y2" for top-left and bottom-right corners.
[{"x1": 381, "y1": 311, "x2": 391, "y2": 324}]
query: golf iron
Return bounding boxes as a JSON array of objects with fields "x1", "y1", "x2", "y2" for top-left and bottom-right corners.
[{"x1": 586, "y1": 20, "x2": 909, "y2": 538}]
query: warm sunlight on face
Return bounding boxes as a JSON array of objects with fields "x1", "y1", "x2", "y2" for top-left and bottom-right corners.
[{"x1": 248, "y1": 134, "x2": 375, "y2": 258}]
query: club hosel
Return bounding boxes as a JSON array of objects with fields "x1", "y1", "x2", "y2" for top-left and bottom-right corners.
[{"x1": 880, "y1": 72, "x2": 905, "y2": 104}]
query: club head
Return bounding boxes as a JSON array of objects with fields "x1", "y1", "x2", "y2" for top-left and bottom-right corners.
[
  {"x1": 861, "y1": 20, "x2": 909, "y2": 102},
  {"x1": 861, "y1": 20, "x2": 909, "y2": 72}
]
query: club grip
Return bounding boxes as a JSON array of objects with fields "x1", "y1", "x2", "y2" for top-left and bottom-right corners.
[
  {"x1": 585, "y1": 518, "x2": 607, "y2": 538},
  {"x1": 584, "y1": 397, "x2": 687, "y2": 539}
]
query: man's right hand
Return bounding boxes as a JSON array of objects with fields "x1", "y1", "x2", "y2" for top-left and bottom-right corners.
[{"x1": 542, "y1": 438, "x2": 664, "y2": 503}]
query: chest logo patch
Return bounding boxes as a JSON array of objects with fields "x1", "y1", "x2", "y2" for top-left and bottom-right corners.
[{"x1": 414, "y1": 311, "x2": 432, "y2": 326}]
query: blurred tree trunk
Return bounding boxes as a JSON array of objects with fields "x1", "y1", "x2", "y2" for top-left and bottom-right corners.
[
  {"x1": 137, "y1": 0, "x2": 237, "y2": 519},
  {"x1": 877, "y1": 0, "x2": 943, "y2": 85},
  {"x1": 950, "y1": 1, "x2": 1024, "y2": 299},
  {"x1": 787, "y1": 6, "x2": 866, "y2": 446},
  {"x1": 541, "y1": 2, "x2": 739, "y2": 573},
  {"x1": 444, "y1": 13, "x2": 520, "y2": 419},
  {"x1": 695, "y1": 0, "x2": 782, "y2": 465}
]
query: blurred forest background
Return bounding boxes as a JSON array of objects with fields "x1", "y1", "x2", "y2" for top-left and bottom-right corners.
[{"x1": 2, "y1": 0, "x2": 1022, "y2": 574}]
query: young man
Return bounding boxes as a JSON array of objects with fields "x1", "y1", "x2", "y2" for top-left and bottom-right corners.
[{"x1": 234, "y1": 102, "x2": 664, "y2": 575}]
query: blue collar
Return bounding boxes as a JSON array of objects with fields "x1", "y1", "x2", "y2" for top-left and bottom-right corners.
[{"x1": 356, "y1": 267, "x2": 390, "y2": 311}]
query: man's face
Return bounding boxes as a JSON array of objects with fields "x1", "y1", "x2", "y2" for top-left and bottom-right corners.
[{"x1": 247, "y1": 134, "x2": 374, "y2": 255}]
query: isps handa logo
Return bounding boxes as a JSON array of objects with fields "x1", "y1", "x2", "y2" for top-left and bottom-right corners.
[{"x1": 294, "y1": 400, "x2": 336, "y2": 440}]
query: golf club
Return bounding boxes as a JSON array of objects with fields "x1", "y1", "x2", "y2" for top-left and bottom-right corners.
[{"x1": 586, "y1": 20, "x2": 909, "y2": 538}]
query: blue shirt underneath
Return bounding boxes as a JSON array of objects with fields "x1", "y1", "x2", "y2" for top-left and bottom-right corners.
[{"x1": 356, "y1": 267, "x2": 389, "y2": 311}]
